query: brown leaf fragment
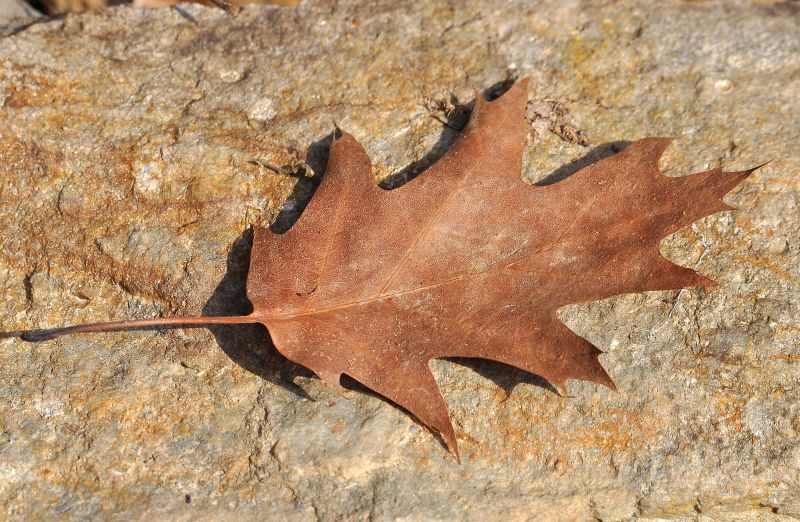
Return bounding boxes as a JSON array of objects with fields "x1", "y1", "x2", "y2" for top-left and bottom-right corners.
[
  {"x1": 20, "y1": 78, "x2": 758, "y2": 456},
  {"x1": 526, "y1": 99, "x2": 590, "y2": 145}
]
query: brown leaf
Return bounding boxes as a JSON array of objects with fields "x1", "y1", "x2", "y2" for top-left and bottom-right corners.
[{"x1": 22, "y1": 78, "x2": 757, "y2": 456}]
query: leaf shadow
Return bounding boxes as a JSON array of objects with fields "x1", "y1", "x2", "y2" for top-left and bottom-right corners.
[
  {"x1": 204, "y1": 85, "x2": 633, "y2": 421},
  {"x1": 381, "y1": 77, "x2": 519, "y2": 190},
  {"x1": 3, "y1": 98, "x2": 638, "y2": 434},
  {"x1": 202, "y1": 227, "x2": 314, "y2": 400},
  {"x1": 338, "y1": 373, "x2": 455, "y2": 452},
  {"x1": 445, "y1": 358, "x2": 562, "y2": 396},
  {"x1": 534, "y1": 140, "x2": 632, "y2": 186},
  {"x1": 269, "y1": 132, "x2": 333, "y2": 234},
  {"x1": 267, "y1": 77, "x2": 521, "y2": 234}
]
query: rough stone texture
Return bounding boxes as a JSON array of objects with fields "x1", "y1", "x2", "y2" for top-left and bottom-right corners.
[
  {"x1": 0, "y1": 0, "x2": 39, "y2": 26},
  {"x1": 1, "y1": 0, "x2": 798, "y2": 519}
]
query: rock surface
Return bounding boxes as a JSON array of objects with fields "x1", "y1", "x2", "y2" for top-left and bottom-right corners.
[
  {"x1": 1, "y1": 0, "x2": 798, "y2": 519},
  {"x1": 0, "y1": 0, "x2": 39, "y2": 27}
]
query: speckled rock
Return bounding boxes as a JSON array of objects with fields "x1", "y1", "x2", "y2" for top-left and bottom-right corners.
[
  {"x1": 0, "y1": 0, "x2": 39, "y2": 39},
  {"x1": 0, "y1": 0, "x2": 38, "y2": 24},
  {"x1": 1, "y1": 0, "x2": 798, "y2": 520}
]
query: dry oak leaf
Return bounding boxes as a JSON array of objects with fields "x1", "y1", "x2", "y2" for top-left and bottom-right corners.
[{"x1": 23, "y1": 78, "x2": 757, "y2": 456}]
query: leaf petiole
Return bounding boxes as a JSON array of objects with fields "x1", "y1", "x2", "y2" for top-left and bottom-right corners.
[{"x1": 21, "y1": 315, "x2": 260, "y2": 342}]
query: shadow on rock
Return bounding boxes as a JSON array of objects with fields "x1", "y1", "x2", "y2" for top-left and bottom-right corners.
[
  {"x1": 269, "y1": 132, "x2": 334, "y2": 234},
  {"x1": 380, "y1": 75, "x2": 520, "y2": 190},
  {"x1": 446, "y1": 358, "x2": 562, "y2": 397},
  {"x1": 535, "y1": 140, "x2": 632, "y2": 186},
  {"x1": 202, "y1": 227, "x2": 313, "y2": 400},
  {"x1": 201, "y1": 85, "x2": 627, "y2": 406}
]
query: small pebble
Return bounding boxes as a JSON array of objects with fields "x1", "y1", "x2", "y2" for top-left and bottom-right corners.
[{"x1": 714, "y1": 79, "x2": 733, "y2": 94}]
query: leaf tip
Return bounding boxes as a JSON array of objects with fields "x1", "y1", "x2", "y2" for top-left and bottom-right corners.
[
  {"x1": 422, "y1": 404, "x2": 459, "y2": 458},
  {"x1": 586, "y1": 357, "x2": 616, "y2": 392},
  {"x1": 318, "y1": 370, "x2": 346, "y2": 395},
  {"x1": 515, "y1": 75, "x2": 531, "y2": 90},
  {"x1": 447, "y1": 434, "x2": 461, "y2": 463},
  {"x1": 706, "y1": 162, "x2": 763, "y2": 210},
  {"x1": 638, "y1": 136, "x2": 674, "y2": 161},
  {"x1": 550, "y1": 379, "x2": 568, "y2": 397},
  {"x1": 696, "y1": 274, "x2": 719, "y2": 292},
  {"x1": 598, "y1": 371, "x2": 618, "y2": 393},
  {"x1": 498, "y1": 75, "x2": 530, "y2": 102},
  {"x1": 727, "y1": 160, "x2": 766, "y2": 190}
]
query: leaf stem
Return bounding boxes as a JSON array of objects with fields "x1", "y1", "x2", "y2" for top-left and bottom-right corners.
[{"x1": 21, "y1": 315, "x2": 259, "y2": 342}]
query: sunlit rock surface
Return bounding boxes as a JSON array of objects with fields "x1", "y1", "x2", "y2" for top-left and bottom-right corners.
[{"x1": 1, "y1": 0, "x2": 798, "y2": 519}]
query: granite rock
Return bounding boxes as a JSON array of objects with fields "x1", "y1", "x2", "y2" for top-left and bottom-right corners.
[
  {"x1": 0, "y1": 0, "x2": 39, "y2": 29},
  {"x1": 1, "y1": 0, "x2": 799, "y2": 519}
]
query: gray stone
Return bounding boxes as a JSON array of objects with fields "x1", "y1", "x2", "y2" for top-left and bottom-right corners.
[
  {"x1": 1, "y1": 0, "x2": 798, "y2": 519},
  {"x1": 0, "y1": 0, "x2": 39, "y2": 24},
  {"x1": 0, "y1": 0, "x2": 39, "y2": 36}
]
